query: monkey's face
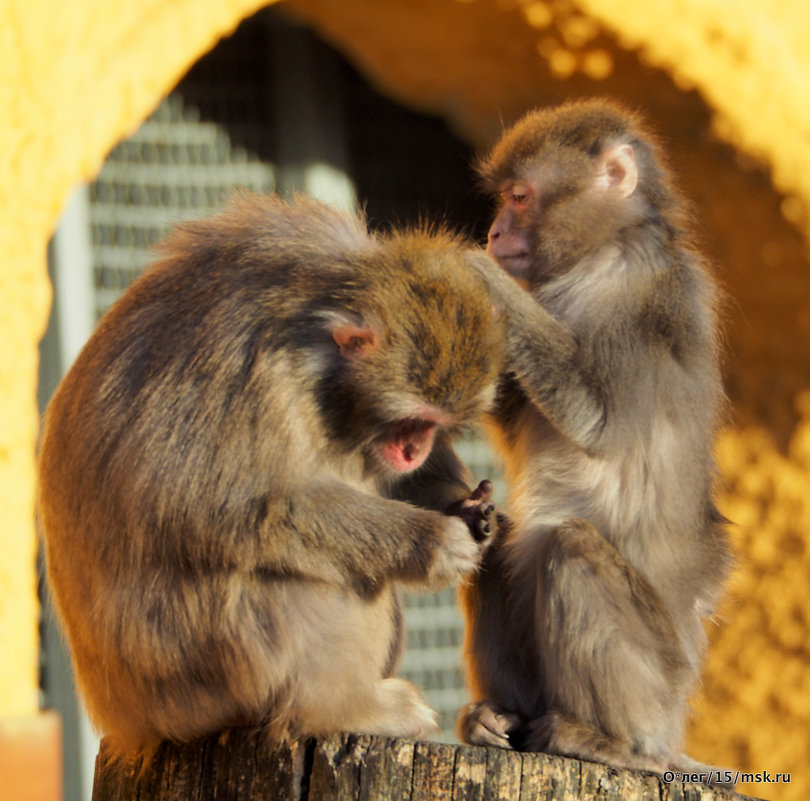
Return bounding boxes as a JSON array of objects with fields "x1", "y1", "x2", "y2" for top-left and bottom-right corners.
[
  {"x1": 319, "y1": 245, "x2": 504, "y2": 477},
  {"x1": 325, "y1": 328, "x2": 449, "y2": 474},
  {"x1": 486, "y1": 152, "x2": 621, "y2": 286},
  {"x1": 481, "y1": 102, "x2": 648, "y2": 288},
  {"x1": 333, "y1": 323, "x2": 499, "y2": 478},
  {"x1": 319, "y1": 354, "x2": 463, "y2": 478},
  {"x1": 485, "y1": 180, "x2": 536, "y2": 286}
]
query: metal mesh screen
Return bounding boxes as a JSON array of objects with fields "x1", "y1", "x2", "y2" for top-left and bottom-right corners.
[
  {"x1": 90, "y1": 94, "x2": 276, "y2": 316},
  {"x1": 83, "y1": 10, "x2": 502, "y2": 741}
]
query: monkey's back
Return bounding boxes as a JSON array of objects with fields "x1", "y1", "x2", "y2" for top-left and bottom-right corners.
[
  {"x1": 37, "y1": 199, "x2": 381, "y2": 756},
  {"x1": 39, "y1": 197, "x2": 365, "y2": 585}
]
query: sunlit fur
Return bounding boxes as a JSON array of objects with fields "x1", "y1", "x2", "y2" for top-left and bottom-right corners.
[
  {"x1": 38, "y1": 194, "x2": 504, "y2": 764},
  {"x1": 458, "y1": 99, "x2": 732, "y2": 783}
]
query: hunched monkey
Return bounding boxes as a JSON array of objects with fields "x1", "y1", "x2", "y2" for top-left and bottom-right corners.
[
  {"x1": 38, "y1": 194, "x2": 504, "y2": 763},
  {"x1": 457, "y1": 99, "x2": 732, "y2": 779}
]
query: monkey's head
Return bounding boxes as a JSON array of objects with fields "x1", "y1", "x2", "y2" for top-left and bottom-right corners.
[
  {"x1": 317, "y1": 230, "x2": 505, "y2": 477},
  {"x1": 478, "y1": 98, "x2": 676, "y2": 287},
  {"x1": 98, "y1": 194, "x2": 504, "y2": 486}
]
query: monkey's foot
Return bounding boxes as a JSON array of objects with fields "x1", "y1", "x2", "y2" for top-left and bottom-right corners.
[
  {"x1": 446, "y1": 479, "x2": 497, "y2": 543},
  {"x1": 457, "y1": 700, "x2": 522, "y2": 749},
  {"x1": 372, "y1": 678, "x2": 439, "y2": 739}
]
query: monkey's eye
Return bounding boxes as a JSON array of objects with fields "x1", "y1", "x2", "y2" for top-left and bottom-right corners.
[{"x1": 499, "y1": 182, "x2": 533, "y2": 209}]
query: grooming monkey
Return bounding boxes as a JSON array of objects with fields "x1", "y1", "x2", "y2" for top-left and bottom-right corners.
[
  {"x1": 457, "y1": 99, "x2": 732, "y2": 779},
  {"x1": 38, "y1": 194, "x2": 504, "y2": 762}
]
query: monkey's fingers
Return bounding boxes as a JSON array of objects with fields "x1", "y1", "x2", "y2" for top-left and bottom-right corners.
[
  {"x1": 456, "y1": 503, "x2": 495, "y2": 542},
  {"x1": 472, "y1": 480, "x2": 497, "y2": 541},
  {"x1": 475, "y1": 501, "x2": 497, "y2": 541},
  {"x1": 458, "y1": 701, "x2": 521, "y2": 750},
  {"x1": 469, "y1": 479, "x2": 493, "y2": 503},
  {"x1": 445, "y1": 481, "x2": 497, "y2": 543}
]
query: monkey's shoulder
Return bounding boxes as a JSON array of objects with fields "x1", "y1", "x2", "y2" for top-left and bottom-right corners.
[{"x1": 635, "y1": 259, "x2": 719, "y2": 363}]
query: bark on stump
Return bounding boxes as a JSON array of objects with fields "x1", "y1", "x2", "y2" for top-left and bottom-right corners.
[{"x1": 91, "y1": 729, "x2": 762, "y2": 801}]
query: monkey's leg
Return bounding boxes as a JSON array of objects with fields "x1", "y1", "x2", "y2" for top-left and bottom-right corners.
[
  {"x1": 348, "y1": 678, "x2": 440, "y2": 738},
  {"x1": 527, "y1": 518, "x2": 691, "y2": 772},
  {"x1": 457, "y1": 520, "x2": 536, "y2": 748},
  {"x1": 295, "y1": 676, "x2": 439, "y2": 740},
  {"x1": 286, "y1": 587, "x2": 439, "y2": 740}
]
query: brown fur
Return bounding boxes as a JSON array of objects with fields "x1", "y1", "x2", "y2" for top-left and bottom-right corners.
[
  {"x1": 457, "y1": 100, "x2": 732, "y2": 783},
  {"x1": 38, "y1": 194, "x2": 504, "y2": 763}
]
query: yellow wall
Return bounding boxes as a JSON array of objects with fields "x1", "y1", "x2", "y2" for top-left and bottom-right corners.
[
  {"x1": 0, "y1": 0, "x2": 273, "y2": 717},
  {"x1": 574, "y1": 0, "x2": 810, "y2": 208}
]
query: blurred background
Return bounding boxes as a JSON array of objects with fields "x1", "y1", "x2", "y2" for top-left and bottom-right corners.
[{"x1": 4, "y1": 1, "x2": 810, "y2": 800}]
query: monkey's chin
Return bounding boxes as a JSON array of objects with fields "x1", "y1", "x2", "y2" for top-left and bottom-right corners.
[{"x1": 378, "y1": 419, "x2": 437, "y2": 473}]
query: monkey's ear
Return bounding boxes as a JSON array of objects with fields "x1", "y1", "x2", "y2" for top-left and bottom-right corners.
[
  {"x1": 332, "y1": 323, "x2": 380, "y2": 358},
  {"x1": 594, "y1": 143, "x2": 638, "y2": 198}
]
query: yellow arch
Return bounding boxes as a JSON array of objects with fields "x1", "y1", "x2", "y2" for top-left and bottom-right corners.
[
  {"x1": 576, "y1": 0, "x2": 810, "y2": 214},
  {"x1": 0, "y1": 0, "x2": 274, "y2": 717}
]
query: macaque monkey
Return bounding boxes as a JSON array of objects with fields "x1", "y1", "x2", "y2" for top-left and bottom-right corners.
[
  {"x1": 457, "y1": 99, "x2": 732, "y2": 780},
  {"x1": 38, "y1": 194, "x2": 504, "y2": 763}
]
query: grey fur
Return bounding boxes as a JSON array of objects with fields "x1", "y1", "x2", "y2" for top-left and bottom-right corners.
[{"x1": 457, "y1": 100, "x2": 731, "y2": 782}]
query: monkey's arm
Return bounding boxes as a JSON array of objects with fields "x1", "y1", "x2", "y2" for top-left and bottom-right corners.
[
  {"x1": 467, "y1": 252, "x2": 607, "y2": 452},
  {"x1": 261, "y1": 481, "x2": 483, "y2": 594}
]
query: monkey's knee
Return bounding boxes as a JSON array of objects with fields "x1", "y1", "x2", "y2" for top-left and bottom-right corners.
[
  {"x1": 540, "y1": 518, "x2": 631, "y2": 613},
  {"x1": 543, "y1": 518, "x2": 618, "y2": 571},
  {"x1": 541, "y1": 518, "x2": 670, "y2": 625}
]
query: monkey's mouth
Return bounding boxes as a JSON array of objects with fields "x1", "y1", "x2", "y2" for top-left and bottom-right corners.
[{"x1": 379, "y1": 419, "x2": 437, "y2": 472}]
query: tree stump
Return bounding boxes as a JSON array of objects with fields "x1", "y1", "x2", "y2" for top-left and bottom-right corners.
[{"x1": 91, "y1": 729, "x2": 762, "y2": 801}]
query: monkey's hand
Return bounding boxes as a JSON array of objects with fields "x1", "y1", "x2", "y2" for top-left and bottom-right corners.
[
  {"x1": 457, "y1": 700, "x2": 523, "y2": 749},
  {"x1": 445, "y1": 479, "x2": 497, "y2": 543},
  {"x1": 466, "y1": 250, "x2": 527, "y2": 313},
  {"x1": 426, "y1": 516, "x2": 489, "y2": 587}
]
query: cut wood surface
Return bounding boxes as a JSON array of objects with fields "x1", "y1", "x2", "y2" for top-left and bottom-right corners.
[{"x1": 91, "y1": 729, "x2": 764, "y2": 800}]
